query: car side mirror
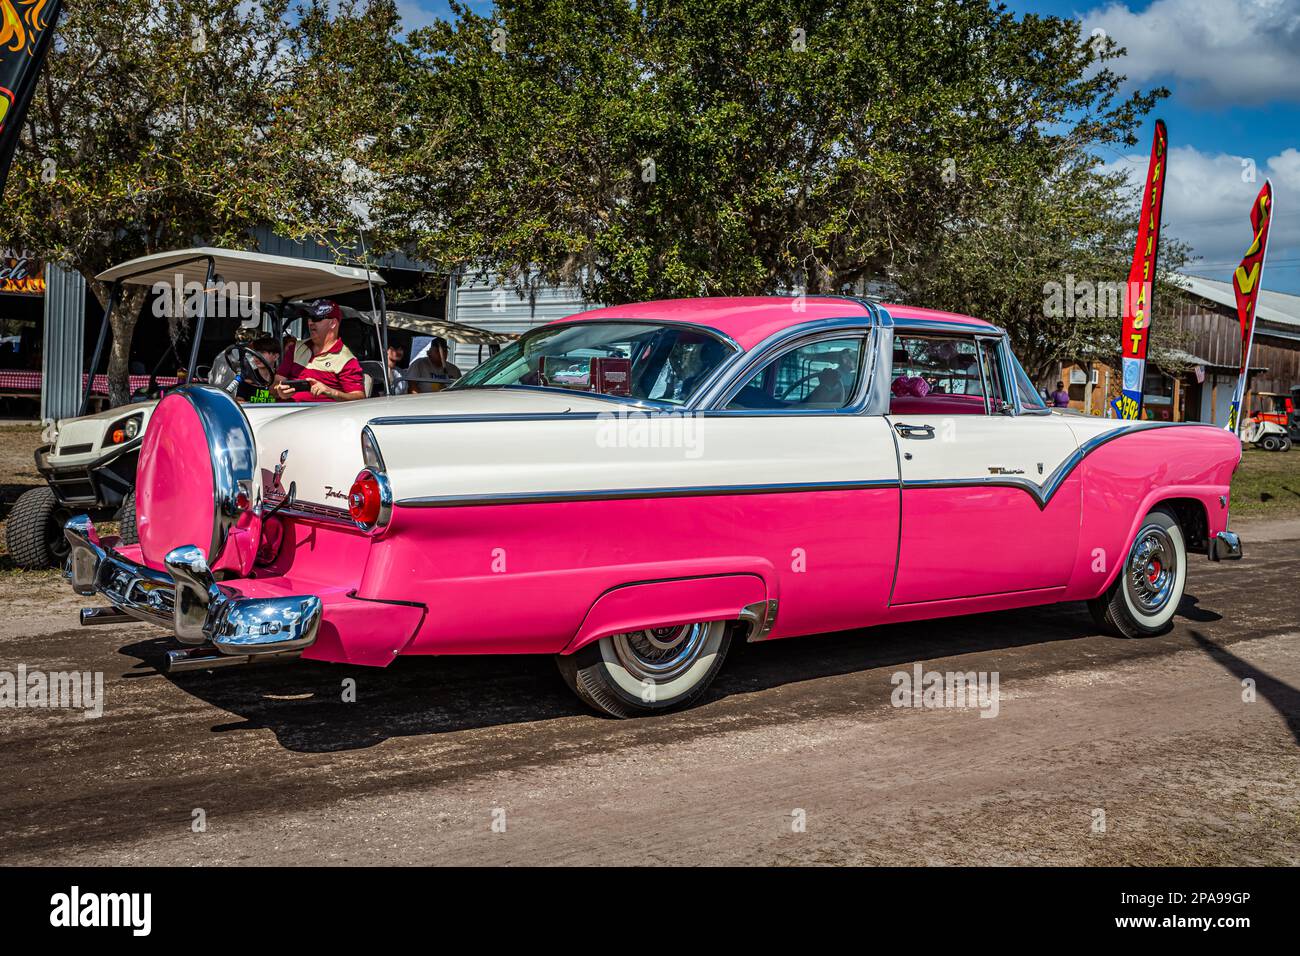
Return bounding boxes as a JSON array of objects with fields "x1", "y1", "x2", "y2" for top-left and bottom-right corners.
[{"x1": 995, "y1": 399, "x2": 1015, "y2": 415}]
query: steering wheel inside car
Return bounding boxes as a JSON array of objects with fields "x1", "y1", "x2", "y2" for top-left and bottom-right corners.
[
  {"x1": 210, "y1": 345, "x2": 279, "y2": 401},
  {"x1": 779, "y1": 370, "x2": 826, "y2": 402}
]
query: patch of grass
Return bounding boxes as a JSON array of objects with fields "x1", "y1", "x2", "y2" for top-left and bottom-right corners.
[{"x1": 1230, "y1": 447, "x2": 1300, "y2": 518}]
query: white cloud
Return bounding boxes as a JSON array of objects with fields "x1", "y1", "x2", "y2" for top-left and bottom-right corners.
[
  {"x1": 1082, "y1": 0, "x2": 1300, "y2": 106},
  {"x1": 1103, "y1": 144, "x2": 1300, "y2": 291}
]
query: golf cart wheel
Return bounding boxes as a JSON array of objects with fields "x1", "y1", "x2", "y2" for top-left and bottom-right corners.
[
  {"x1": 556, "y1": 621, "x2": 732, "y2": 718},
  {"x1": 117, "y1": 490, "x2": 139, "y2": 545},
  {"x1": 1262, "y1": 435, "x2": 1281, "y2": 451},
  {"x1": 1281, "y1": 436, "x2": 1293, "y2": 452},
  {"x1": 1088, "y1": 508, "x2": 1186, "y2": 639},
  {"x1": 5, "y1": 486, "x2": 73, "y2": 570}
]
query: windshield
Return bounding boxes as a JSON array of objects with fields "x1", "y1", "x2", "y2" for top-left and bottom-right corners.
[{"x1": 452, "y1": 321, "x2": 736, "y2": 405}]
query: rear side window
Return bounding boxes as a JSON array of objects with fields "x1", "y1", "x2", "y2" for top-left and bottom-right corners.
[{"x1": 725, "y1": 337, "x2": 866, "y2": 410}]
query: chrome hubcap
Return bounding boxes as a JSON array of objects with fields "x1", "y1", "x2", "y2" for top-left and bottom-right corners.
[
  {"x1": 610, "y1": 623, "x2": 710, "y2": 683},
  {"x1": 1126, "y1": 526, "x2": 1178, "y2": 615}
]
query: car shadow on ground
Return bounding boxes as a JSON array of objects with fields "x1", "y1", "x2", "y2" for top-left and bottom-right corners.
[
  {"x1": 113, "y1": 592, "x2": 1226, "y2": 754},
  {"x1": 1188, "y1": 628, "x2": 1300, "y2": 746}
]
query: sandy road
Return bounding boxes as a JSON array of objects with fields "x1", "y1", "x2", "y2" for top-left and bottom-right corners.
[{"x1": 0, "y1": 516, "x2": 1297, "y2": 866}]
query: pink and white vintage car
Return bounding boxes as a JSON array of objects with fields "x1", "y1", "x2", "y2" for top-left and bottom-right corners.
[{"x1": 65, "y1": 297, "x2": 1243, "y2": 716}]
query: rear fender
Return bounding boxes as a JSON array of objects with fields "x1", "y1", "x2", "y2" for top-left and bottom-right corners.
[{"x1": 563, "y1": 573, "x2": 769, "y2": 655}]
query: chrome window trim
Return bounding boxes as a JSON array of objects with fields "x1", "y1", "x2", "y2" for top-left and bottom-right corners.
[
  {"x1": 397, "y1": 478, "x2": 900, "y2": 509},
  {"x1": 694, "y1": 304, "x2": 891, "y2": 412},
  {"x1": 709, "y1": 328, "x2": 876, "y2": 415},
  {"x1": 448, "y1": 317, "x2": 742, "y2": 407}
]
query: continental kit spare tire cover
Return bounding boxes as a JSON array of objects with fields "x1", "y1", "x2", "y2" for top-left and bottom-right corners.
[{"x1": 135, "y1": 386, "x2": 255, "y2": 571}]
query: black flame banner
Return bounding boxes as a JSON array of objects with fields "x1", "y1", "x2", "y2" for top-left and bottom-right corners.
[{"x1": 0, "y1": 0, "x2": 61, "y2": 198}]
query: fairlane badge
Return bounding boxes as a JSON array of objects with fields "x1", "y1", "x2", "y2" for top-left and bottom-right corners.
[{"x1": 323, "y1": 486, "x2": 348, "y2": 501}]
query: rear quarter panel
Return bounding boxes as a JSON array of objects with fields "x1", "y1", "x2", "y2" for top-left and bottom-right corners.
[
  {"x1": 1063, "y1": 422, "x2": 1240, "y2": 600},
  {"x1": 360, "y1": 413, "x2": 902, "y2": 654}
]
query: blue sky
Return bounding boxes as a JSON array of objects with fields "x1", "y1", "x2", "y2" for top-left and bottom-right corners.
[{"x1": 397, "y1": 0, "x2": 1300, "y2": 294}]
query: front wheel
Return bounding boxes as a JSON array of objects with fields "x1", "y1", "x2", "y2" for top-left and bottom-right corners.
[
  {"x1": 556, "y1": 621, "x2": 732, "y2": 718},
  {"x1": 4, "y1": 486, "x2": 72, "y2": 570},
  {"x1": 1088, "y1": 508, "x2": 1187, "y2": 638}
]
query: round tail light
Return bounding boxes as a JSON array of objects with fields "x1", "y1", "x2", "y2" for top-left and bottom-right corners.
[{"x1": 349, "y1": 475, "x2": 382, "y2": 525}]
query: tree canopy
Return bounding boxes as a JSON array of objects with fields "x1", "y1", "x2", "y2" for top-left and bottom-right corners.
[
  {"x1": 5, "y1": 0, "x2": 401, "y2": 403},
  {"x1": 368, "y1": 0, "x2": 1186, "y2": 380},
  {"x1": 9, "y1": 0, "x2": 1192, "y2": 400}
]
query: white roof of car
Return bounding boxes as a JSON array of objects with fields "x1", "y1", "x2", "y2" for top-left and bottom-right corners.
[{"x1": 95, "y1": 247, "x2": 385, "y2": 300}]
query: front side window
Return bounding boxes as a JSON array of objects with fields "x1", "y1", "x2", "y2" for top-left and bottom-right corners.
[
  {"x1": 889, "y1": 334, "x2": 986, "y2": 414},
  {"x1": 452, "y1": 321, "x2": 735, "y2": 405},
  {"x1": 1010, "y1": 352, "x2": 1047, "y2": 410},
  {"x1": 725, "y1": 337, "x2": 866, "y2": 410}
]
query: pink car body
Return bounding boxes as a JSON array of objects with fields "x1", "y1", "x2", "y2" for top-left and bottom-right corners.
[{"x1": 65, "y1": 296, "x2": 1243, "y2": 713}]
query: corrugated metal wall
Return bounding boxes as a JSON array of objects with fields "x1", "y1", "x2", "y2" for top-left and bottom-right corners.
[
  {"x1": 448, "y1": 271, "x2": 597, "y2": 371},
  {"x1": 40, "y1": 264, "x2": 86, "y2": 422}
]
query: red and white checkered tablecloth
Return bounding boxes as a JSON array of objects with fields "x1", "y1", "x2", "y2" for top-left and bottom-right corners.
[{"x1": 0, "y1": 369, "x2": 181, "y2": 395}]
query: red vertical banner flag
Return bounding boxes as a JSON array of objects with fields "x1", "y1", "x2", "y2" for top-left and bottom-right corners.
[
  {"x1": 1226, "y1": 180, "x2": 1275, "y2": 433},
  {"x1": 1112, "y1": 120, "x2": 1169, "y2": 420}
]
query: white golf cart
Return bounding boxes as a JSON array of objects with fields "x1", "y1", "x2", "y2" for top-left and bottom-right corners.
[{"x1": 8, "y1": 247, "x2": 390, "y2": 569}]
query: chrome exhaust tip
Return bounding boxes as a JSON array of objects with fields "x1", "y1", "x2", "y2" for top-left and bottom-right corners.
[
  {"x1": 162, "y1": 647, "x2": 302, "y2": 674},
  {"x1": 80, "y1": 606, "x2": 130, "y2": 626}
]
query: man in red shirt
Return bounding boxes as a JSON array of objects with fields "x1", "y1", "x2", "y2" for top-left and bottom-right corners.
[{"x1": 272, "y1": 299, "x2": 367, "y2": 402}]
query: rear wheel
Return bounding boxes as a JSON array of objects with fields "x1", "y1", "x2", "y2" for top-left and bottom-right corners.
[
  {"x1": 5, "y1": 486, "x2": 73, "y2": 570},
  {"x1": 117, "y1": 490, "x2": 138, "y2": 545},
  {"x1": 556, "y1": 620, "x2": 732, "y2": 717},
  {"x1": 1088, "y1": 508, "x2": 1186, "y2": 638}
]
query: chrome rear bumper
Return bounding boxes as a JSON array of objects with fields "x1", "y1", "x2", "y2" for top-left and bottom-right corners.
[{"x1": 64, "y1": 515, "x2": 322, "y2": 670}]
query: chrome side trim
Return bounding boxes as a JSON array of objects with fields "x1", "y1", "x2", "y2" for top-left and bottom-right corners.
[
  {"x1": 397, "y1": 478, "x2": 899, "y2": 509},
  {"x1": 369, "y1": 411, "x2": 608, "y2": 427},
  {"x1": 260, "y1": 492, "x2": 355, "y2": 527},
  {"x1": 739, "y1": 599, "x2": 779, "y2": 642},
  {"x1": 1208, "y1": 530, "x2": 1243, "y2": 562},
  {"x1": 902, "y1": 422, "x2": 1211, "y2": 510}
]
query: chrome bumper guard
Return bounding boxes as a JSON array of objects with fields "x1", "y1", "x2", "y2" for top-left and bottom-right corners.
[
  {"x1": 1208, "y1": 530, "x2": 1243, "y2": 562},
  {"x1": 64, "y1": 516, "x2": 323, "y2": 668}
]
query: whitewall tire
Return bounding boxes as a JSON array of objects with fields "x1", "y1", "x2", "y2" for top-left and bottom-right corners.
[
  {"x1": 1089, "y1": 508, "x2": 1187, "y2": 638},
  {"x1": 556, "y1": 621, "x2": 732, "y2": 718}
]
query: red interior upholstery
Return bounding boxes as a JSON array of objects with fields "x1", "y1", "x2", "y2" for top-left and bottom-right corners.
[{"x1": 889, "y1": 394, "x2": 987, "y2": 416}]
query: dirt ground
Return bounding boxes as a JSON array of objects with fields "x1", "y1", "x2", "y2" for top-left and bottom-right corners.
[{"x1": 1, "y1": 426, "x2": 1298, "y2": 865}]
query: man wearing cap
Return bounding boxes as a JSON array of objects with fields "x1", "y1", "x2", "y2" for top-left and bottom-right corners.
[{"x1": 272, "y1": 299, "x2": 366, "y2": 402}]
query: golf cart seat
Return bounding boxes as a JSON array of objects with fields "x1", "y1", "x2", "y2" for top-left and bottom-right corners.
[{"x1": 360, "y1": 360, "x2": 386, "y2": 396}]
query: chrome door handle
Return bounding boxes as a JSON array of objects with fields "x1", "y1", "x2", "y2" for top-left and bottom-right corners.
[{"x1": 894, "y1": 422, "x2": 935, "y2": 438}]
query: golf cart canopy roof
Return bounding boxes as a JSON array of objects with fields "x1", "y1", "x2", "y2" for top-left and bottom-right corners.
[
  {"x1": 358, "y1": 308, "x2": 515, "y2": 346},
  {"x1": 95, "y1": 247, "x2": 386, "y2": 301}
]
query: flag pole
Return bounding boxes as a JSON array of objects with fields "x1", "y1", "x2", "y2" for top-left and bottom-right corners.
[{"x1": 1225, "y1": 181, "x2": 1275, "y2": 435}]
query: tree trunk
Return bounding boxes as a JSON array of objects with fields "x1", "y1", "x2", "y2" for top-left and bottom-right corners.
[{"x1": 85, "y1": 278, "x2": 148, "y2": 408}]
